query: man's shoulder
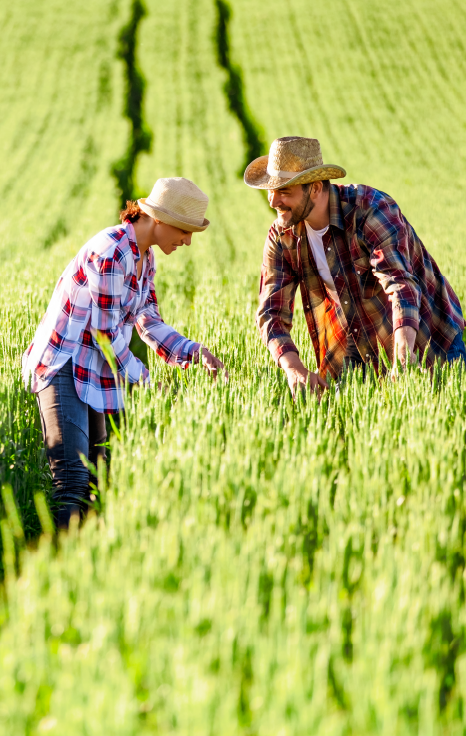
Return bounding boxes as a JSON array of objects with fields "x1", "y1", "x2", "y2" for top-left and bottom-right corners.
[
  {"x1": 267, "y1": 220, "x2": 285, "y2": 238},
  {"x1": 265, "y1": 221, "x2": 284, "y2": 251},
  {"x1": 336, "y1": 183, "x2": 398, "y2": 213}
]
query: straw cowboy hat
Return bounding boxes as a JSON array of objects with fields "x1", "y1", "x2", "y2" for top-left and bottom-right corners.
[
  {"x1": 138, "y1": 177, "x2": 210, "y2": 232},
  {"x1": 244, "y1": 136, "x2": 346, "y2": 190}
]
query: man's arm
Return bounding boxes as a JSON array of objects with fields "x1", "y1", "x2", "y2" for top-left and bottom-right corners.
[
  {"x1": 256, "y1": 227, "x2": 299, "y2": 363},
  {"x1": 362, "y1": 199, "x2": 421, "y2": 370},
  {"x1": 257, "y1": 226, "x2": 325, "y2": 394}
]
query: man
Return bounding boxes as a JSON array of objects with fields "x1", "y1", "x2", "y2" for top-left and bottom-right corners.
[{"x1": 244, "y1": 136, "x2": 465, "y2": 394}]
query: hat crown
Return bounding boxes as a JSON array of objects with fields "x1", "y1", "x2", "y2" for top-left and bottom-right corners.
[
  {"x1": 267, "y1": 137, "x2": 323, "y2": 175},
  {"x1": 244, "y1": 135, "x2": 346, "y2": 189},
  {"x1": 146, "y1": 177, "x2": 208, "y2": 225}
]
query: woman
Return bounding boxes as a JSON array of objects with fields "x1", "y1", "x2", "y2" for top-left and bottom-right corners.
[{"x1": 23, "y1": 177, "x2": 225, "y2": 529}]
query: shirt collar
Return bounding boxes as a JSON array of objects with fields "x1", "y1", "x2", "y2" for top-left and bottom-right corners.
[
  {"x1": 125, "y1": 220, "x2": 140, "y2": 262},
  {"x1": 278, "y1": 220, "x2": 304, "y2": 239},
  {"x1": 328, "y1": 184, "x2": 345, "y2": 231}
]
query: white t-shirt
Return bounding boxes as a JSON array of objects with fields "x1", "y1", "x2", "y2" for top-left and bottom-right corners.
[
  {"x1": 305, "y1": 222, "x2": 361, "y2": 358},
  {"x1": 304, "y1": 221, "x2": 340, "y2": 304}
]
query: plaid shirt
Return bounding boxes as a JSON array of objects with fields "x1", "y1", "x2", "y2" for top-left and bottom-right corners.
[
  {"x1": 257, "y1": 184, "x2": 465, "y2": 379},
  {"x1": 22, "y1": 221, "x2": 199, "y2": 413}
]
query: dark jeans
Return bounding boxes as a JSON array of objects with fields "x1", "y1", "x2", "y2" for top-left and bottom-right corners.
[
  {"x1": 344, "y1": 331, "x2": 466, "y2": 374},
  {"x1": 37, "y1": 360, "x2": 107, "y2": 524},
  {"x1": 344, "y1": 334, "x2": 364, "y2": 371},
  {"x1": 446, "y1": 330, "x2": 466, "y2": 363}
]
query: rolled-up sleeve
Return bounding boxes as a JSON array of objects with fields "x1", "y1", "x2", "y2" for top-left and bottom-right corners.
[
  {"x1": 136, "y1": 285, "x2": 200, "y2": 367},
  {"x1": 256, "y1": 227, "x2": 299, "y2": 364},
  {"x1": 363, "y1": 202, "x2": 421, "y2": 332}
]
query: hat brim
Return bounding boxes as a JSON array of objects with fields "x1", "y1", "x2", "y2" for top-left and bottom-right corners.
[
  {"x1": 138, "y1": 199, "x2": 209, "y2": 232},
  {"x1": 244, "y1": 155, "x2": 346, "y2": 190}
]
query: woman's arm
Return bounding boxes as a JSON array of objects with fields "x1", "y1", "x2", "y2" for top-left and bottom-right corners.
[
  {"x1": 135, "y1": 284, "x2": 200, "y2": 367},
  {"x1": 136, "y1": 285, "x2": 227, "y2": 377}
]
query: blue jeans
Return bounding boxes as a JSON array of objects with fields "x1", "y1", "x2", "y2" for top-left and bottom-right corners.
[
  {"x1": 37, "y1": 360, "x2": 107, "y2": 526},
  {"x1": 446, "y1": 331, "x2": 466, "y2": 364}
]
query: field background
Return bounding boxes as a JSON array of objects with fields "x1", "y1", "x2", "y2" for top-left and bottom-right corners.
[{"x1": 2, "y1": 0, "x2": 466, "y2": 733}]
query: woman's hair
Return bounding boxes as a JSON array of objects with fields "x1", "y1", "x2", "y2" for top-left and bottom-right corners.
[{"x1": 119, "y1": 200, "x2": 143, "y2": 223}]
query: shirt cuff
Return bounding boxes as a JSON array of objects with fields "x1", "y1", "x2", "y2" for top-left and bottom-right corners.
[
  {"x1": 181, "y1": 341, "x2": 201, "y2": 369},
  {"x1": 187, "y1": 341, "x2": 201, "y2": 358},
  {"x1": 268, "y1": 338, "x2": 299, "y2": 365},
  {"x1": 392, "y1": 300, "x2": 419, "y2": 332}
]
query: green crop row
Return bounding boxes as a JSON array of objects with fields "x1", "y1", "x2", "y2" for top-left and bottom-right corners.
[{"x1": 1, "y1": 0, "x2": 466, "y2": 732}]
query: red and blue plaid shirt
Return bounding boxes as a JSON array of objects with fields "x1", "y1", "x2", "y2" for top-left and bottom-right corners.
[
  {"x1": 22, "y1": 221, "x2": 199, "y2": 413},
  {"x1": 257, "y1": 184, "x2": 464, "y2": 379}
]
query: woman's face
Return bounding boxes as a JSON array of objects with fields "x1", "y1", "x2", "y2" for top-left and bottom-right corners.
[{"x1": 153, "y1": 220, "x2": 193, "y2": 255}]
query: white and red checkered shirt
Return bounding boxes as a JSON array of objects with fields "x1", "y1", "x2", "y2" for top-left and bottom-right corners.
[{"x1": 22, "y1": 221, "x2": 199, "y2": 413}]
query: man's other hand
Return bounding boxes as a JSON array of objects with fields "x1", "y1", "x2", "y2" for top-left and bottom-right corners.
[
  {"x1": 278, "y1": 352, "x2": 328, "y2": 397},
  {"x1": 391, "y1": 325, "x2": 418, "y2": 380}
]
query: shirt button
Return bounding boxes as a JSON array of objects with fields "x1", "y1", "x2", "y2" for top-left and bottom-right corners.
[
  {"x1": 327, "y1": 247, "x2": 331, "y2": 251},
  {"x1": 344, "y1": 301, "x2": 348, "y2": 304},
  {"x1": 357, "y1": 270, "x2": 361, "y2": 274},
  {"x1": 354, "y1": 328, "x2": 358, "y2": 332}
]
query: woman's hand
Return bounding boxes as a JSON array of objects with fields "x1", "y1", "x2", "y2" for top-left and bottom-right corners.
[{"x1": 193, "y1": 346, "x2": 229, "y2": 381}]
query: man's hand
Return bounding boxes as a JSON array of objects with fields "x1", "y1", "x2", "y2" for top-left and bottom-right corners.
[
  {"x1": 193, "y1": 346, "x2": 229, "y2": 381},
  {"x1": 391, "y1": 325, "x2": 417, "y2": 380},
  {"x1": 279, "y1": 351, "x2": 328, "y2": 397}
]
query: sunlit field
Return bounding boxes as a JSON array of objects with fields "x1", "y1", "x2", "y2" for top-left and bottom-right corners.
[{"x1": 2, "y1": 0, "x2": 466, "y2": 733}]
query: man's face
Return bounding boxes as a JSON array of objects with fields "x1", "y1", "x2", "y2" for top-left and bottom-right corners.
[{"x1": 268, "y1": 184, "x2": 313, "y2": 228}]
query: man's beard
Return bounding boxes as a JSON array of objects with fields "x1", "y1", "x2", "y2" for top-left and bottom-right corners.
[{"x1": 276, "y1": 188, "x2": 314, "y2": 227}]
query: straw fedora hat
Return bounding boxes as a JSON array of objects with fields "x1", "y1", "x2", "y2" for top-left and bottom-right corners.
[
  {"x1": 244, "y1": 136, "x2": 346, "y2": 190},
  {"x1": 138, "y1": 177, "x2": 209, "y2": 232}
]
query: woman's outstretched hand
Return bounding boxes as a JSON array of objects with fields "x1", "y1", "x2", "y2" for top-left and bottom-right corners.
[{"x1": 193, "y1": 346, "x2": 229, "y2": 381}]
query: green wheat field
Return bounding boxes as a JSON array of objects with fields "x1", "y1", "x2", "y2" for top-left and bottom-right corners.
[{"x1": 2, "y1": 0, "x2": 466, "y2": 733}]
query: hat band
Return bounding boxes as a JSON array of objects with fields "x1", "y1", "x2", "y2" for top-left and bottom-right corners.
[
  {"x1": 266, "y1": 165, "x2": 306, "y2": 178},
  {"x1": 143, "y1": 199, "x2": 205, "y2": 227}
]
